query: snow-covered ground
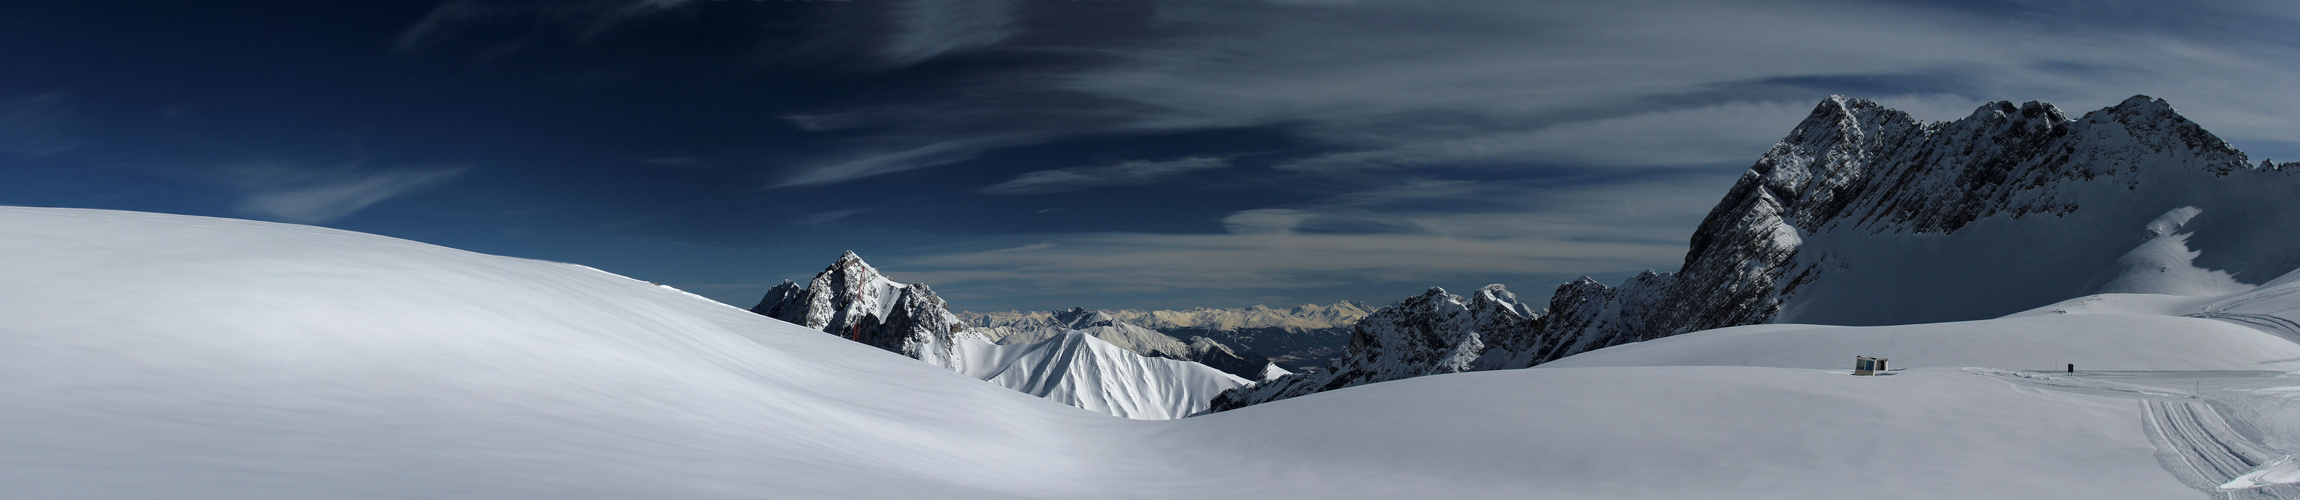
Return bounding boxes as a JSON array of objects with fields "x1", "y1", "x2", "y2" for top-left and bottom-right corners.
[{"x1": 7, "y1": 206, "x2": 2300, "y2": 498}]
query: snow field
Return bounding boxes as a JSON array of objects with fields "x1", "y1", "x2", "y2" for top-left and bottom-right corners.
[
  {"x1": 0, "y1": 207, "x2": 1132, "y2": 499},
  {"x1": 5, "y1": 206, "x2": 2294, "y2": 499},
  {"x1": 1542, "y1": 312, "x2": 2300, "y2": 372}
]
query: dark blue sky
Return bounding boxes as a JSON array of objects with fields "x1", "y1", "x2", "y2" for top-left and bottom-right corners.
[{"x1": 6, "y1": 0, "x2": 2297, "y2": 311}]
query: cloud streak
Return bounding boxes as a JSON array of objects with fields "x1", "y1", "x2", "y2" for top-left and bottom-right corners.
[
  {"x1": 228, "y1": 164, "x2": 468, "y2": 223},
  {"x1": 899, "y1": 172, "x2": 1740, "y2": 299},
  {"x1": 979, "y1": 156, "x2": 1230, "y2": 195},
  {"x1": 777, "y1": 0, "x2": 2300, "y2": 186},
  {"x1": 0, "y1": 92, "x2": 83, "y2": 158}
]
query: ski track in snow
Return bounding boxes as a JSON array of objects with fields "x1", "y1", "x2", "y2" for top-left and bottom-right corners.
[{"x1": 1973, "y1": 368, "x2": 2300, "y2": 498}]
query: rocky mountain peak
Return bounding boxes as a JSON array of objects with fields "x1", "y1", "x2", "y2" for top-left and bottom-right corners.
[{"x1": 752, "y1": 252, "x2": 970, "y2": 365}]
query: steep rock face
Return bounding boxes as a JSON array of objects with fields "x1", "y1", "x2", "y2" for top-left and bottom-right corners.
[
  {"x1": 1650, "y1": 95, "x2": 2296, "y2": 330},
  {"x1": 751, "y1": 251, "x2": 972, "y2": 367},
  {"x1": 1210, "y1": 285, "x2": 1536, "y2": 410},
  {"x1": 1213, "y1": 94, "x2": 2300, "y2": 411},
  {"x1": 1179, "y1": 336, "x2": 1276, "y2": 379}
]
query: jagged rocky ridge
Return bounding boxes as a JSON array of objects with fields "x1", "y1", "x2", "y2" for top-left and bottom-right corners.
[
  {"x1": 1214, "y1": 95, "x2": 2300, "y2": 411},
  {"x1": 755, "y1": 252, "x2": 1248, "y2": 419}
]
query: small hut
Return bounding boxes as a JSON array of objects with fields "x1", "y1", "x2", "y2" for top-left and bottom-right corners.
[{"x1": 1854, "y1": 356, "x2": 1888, "y2": 376}]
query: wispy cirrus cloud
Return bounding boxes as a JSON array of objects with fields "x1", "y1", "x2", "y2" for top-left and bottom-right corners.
[
  {"x1": 772, "y1": 137, "x2": 1018, "y2": 189},
  {"x1": 0, "y1": 92, "x2": 83, "y2": 158},
  {"x1": 227, "y1": 163, "x2": 468, "y2": 223},
  {"x1": 792, "y1": 209, "x2": 862, "y2": 227},
  {"x1": 979, "y1": 156, "x2": 1230, "y2": 195},
  {"x1": 898, "y1": 172, "x2": 1739, "y2": 302}
]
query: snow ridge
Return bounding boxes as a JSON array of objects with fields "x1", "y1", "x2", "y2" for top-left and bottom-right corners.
[{"x1": 955, "y1": 331, "x2": 1249, "y2": 420}]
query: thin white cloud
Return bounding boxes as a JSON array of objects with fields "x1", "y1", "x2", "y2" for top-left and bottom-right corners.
[
  {"x1": 882, "y1": 0, "x2": 1015, "y2": 66},
  {"x1": 978, "y1": 156, "x2": 1231, "y2": 195},
  {"x1": 0, "y1": 92, "x2": 82, "y2": 157},
  {"x1": 394, "y1": 0, "x2": 697, "y2": 52},
  {"x1": 897, "y1": 173, "x2": 1739, "y2": 294},
  {"x1": 1277, "y1": 101, "x2": 1815, "y2": 172},
  {"x1": 228, "y1": 164, "x2": 468, "y2": 223},
  {"x1": 772, "y1": 138, "x2": 1004, "y2": 188},
  {"x1": 1221, "y1": 209, "x2": 1311, "y2": 235},
  {"x1": 793, "y1": 209, "x2": 862, "y2": 226}
]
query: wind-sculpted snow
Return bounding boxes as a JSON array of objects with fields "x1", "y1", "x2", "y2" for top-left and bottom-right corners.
[
  {"x1": 1215, "y1": 94, "x2": 2300, "y2": 411},
  {"x1": 8, "y1": 206, "x2": 2288, "y2": 498}
]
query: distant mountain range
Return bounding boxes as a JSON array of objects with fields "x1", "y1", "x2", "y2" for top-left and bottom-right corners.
[
  {"x1": 1216, "y1": 94, "x2": 2300, "y2": 411},
  {"x1": 753, "y1": 252, "x2": 1253, "y2": 419}
]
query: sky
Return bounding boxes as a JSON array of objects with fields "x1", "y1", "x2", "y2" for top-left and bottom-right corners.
[{"x1": 5, "y1": 0, "x2": 2299, "y2": 312}]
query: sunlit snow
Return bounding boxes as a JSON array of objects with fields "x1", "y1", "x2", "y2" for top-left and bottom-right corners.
[{"x1": 7, "y1": 206, "x2": 2300, "y2": 498}]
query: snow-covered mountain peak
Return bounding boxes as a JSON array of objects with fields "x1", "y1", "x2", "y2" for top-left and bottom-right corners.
[{"x1": 752, "y1": 252, "x2": 970, "y2": 365}]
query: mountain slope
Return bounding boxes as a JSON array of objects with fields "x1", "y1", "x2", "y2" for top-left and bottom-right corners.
[
  {"x1": 11, "y1": 206, "x2": 2292, "y2": 498},
  {"x1": 756, "y1": 254, "x2": 1241, "y2": 419},
  {"x1": 1215, "y1": 94, "x2": 2300, "y2": 410},
  {"x1": 971, "y1": 308, "x2": 1192, "y2": 355},
  {"x1": 1213, "y1": 285, "x2": 1535, "y2": 409},
  {"x1": 955, "y1": 331, "x2": 1249, "y2": 420},
  {"x1": 963, "y1": 304, "x2": 1365, "y2": 372}
]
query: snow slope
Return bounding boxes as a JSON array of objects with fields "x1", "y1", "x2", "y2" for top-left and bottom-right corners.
[
  {"x1": 1542, "y1": 312, "x2": 2300, "y2": 371},
  {"x1": 955, "y1": 331, "x2": 1249, "y2": 420},
  {"x1": 9, "y1": 206, "x2": 2296, "y2": 499},
  {"x1": 0, "y1": 207, "x2": 1127, "y2": 499}
]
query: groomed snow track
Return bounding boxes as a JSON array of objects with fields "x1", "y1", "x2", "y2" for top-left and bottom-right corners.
[{"x1": 2142, "y1": 400, "x2": 2300, "y2": 499}]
